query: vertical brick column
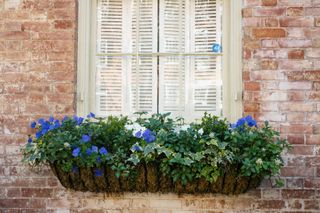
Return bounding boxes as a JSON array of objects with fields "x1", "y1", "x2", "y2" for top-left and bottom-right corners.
[
  {"x1": 243, "y1": 0, "x2": 320, "y2": 211},
  {"x1": 0, "y1": 0, "x2": 76, "y2": 211}
]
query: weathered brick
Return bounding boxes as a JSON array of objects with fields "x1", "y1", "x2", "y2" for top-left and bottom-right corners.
[{"x1": 252, "y1": 28, "x2": 287, "y2": 38}]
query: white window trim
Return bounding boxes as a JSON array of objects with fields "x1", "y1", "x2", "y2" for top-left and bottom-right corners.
[{"x1": 77, "y1": 0, "x2": 243, "y2": 122}]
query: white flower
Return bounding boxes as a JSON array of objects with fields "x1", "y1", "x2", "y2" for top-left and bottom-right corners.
[
  {"x1": 198, "y1": 128, "x2": 204, "y2": 135},
  {"x1": 262, "y1": 148, "x2": 266, "y2": 152},
  {"x1": 125, "y1": 123, "x2": 145, "y2": 137},
  {"x1": 209, "y1": 132, "x2": 215, "y2": 138},
  {"x1": 180, "y1": 125, "x2": 190, "y2": 131},
  {"x1": 275, "y1": 159, "x2": 281, "y2": 166},
  {"x1": 256, "y1": 158, "x2": 263, "y2": 165},
  {"x1": 64, "y1": 142, "x2": 70, "y2": 148}
]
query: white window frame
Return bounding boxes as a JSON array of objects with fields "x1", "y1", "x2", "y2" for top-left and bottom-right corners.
[{"x1": 77, "y1": 0, "x2": 242, "y2": 122}]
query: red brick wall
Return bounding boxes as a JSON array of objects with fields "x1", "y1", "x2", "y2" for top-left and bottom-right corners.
[{"x1": 0, "y1": 0, "x2": 319, "y2": 212}]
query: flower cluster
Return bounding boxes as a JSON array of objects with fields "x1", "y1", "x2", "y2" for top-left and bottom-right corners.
[
  {"x1": 22, "y1": 113, "x2": 290, "y2": 185},
  {"x1": 231, "y1": 115, "x2": 257, "y2": 129}
]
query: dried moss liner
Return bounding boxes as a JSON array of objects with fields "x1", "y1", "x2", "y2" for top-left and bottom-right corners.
[{"x1": 51, "y1": 164, "x2": 262, "y2": 194}]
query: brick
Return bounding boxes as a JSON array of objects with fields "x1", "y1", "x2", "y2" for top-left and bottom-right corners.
[
  {"x1": 254, "y1": 8, "x2": 285, "y2": 16},
  {"x1": 304, "y1": 199, "x2": 320, "y2": 209},
  {"x1": 279, "y1": 82, "x2": 312, "y2": 90},
  {"x1": 281, "y1": 167, "x2": 314, "y2": 177},
  {"x1": 252, "y1": 28, "x2": 286, "y2": 38},
  {"x1": 278, "y1": 39, "x2": 312, "y2": 48},
  {"x1": 288, "y1": 50, "x2": 304, "y2": 59},
  {"x1": 280, "y1": 17, "x2": 314, "y2": 27},
  {"x1": 54, "y1": 20, "x2": 74, "y2": 29},
  {"x1": 260, "y1": 60, "x2": 278, "y2": 70},
  {"x1": 281, "y1": 124, "x2": 313, "y2": 134},
  {"x1": 286, "y1": 7, "x2": 304, "y2": 16},
  {"x1": 258, "y1": 200, "x2": 285, "y2": 209},
  {"x1": 0, "y1": 31, "x2": 29, "y2": 40},
  {"x1": 278, "y1": 0, "x2": 312, "y2": 7},
  {"x1": 306, "y1": 135, "x2": 320, "y2": 145},
  {"x1": 262, "y1": 0, "x2": 277, "y2": 6},
  {"x1": 282, "y1": 189, "x2": 315, "y2": 199}
]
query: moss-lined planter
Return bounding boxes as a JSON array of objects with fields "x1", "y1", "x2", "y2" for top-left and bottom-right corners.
[{"x1": 50, "y1": 163, "x2": 262, "y2": 195}]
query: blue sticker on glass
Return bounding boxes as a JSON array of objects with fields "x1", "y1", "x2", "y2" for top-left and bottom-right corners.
[{"x1": 212, "y1": 43, "x2": 221, "y2": 53}]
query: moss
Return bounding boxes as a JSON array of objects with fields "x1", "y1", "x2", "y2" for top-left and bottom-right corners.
[
  {"x1": 174, "y1": 181, "x2": 184, "y2": 194},
  {"x1": 79, "y1": 167, "x2": 97, "y2": 192},
  {"x1": 53, "y1": 163, "x2": 73, "y2": 189},
  {"x1": 146, "y1": 162, "x2": 158, "y2": 192},
  {"x1": 134, "y1": 164, "x2": 146, "y2": 192},
  {"x1": 70, "y1": 171, "x2": 86, "y2": 192},
  {"x1": 94, "y1": 167, "x2": 108, "y2": 192},
  {"x1": 105, "y1": 166, "x2": 121, "y2": 192},
  {"x1": 184, "y1": 181, "x2": 197, "y2": 194},
  {"x1": 159, "y1": 174, "x2": 172, "y2": 193},
  {"x1": 221, "y1": 165, "x2": 238, "y2": 195},
  {"x1": 197, "y1": 178, "x2": 209, "y2": 193},
  {"x1": 233, "y1": 176, "x2": 250, "y2": 195},
  {"x1": 210, "y1": 175, "x2": 224, "y2": 193}
]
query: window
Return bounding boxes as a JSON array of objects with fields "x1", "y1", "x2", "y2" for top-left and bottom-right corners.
[{"x1": 77, "y1": 0, "x2": 242, "y2": 122}]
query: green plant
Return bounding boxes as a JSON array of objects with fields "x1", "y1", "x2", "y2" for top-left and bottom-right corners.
[{"x1": 22, "y1": 112, "x2": 290, "y2": 193}]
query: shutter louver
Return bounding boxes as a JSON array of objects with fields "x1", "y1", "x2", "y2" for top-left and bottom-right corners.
[
  {"x1": 130, "y1": 0, "x2": 157, "y2": 114},
  {"x1": 159, "y1": 0, "x2": 187, "y2": 117},
  {"x1": 191, "y1": 0, "x2": 222, "y2": 117},
  {"x1": 96, "y1": 0, "x2": 124, "y2": 116}
]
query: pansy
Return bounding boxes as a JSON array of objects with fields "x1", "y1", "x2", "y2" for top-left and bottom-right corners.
[
  {"x1": 49, "y1": 116, "x2": 54, "y2": 123},
  {"x1": 142, "y1": 129, "x2": 156, "y2": 143},
  {"x1": 38, "y1": 118, "x2": 45, "y2": 125},
  {"x1": 87, "y1": 112, "x2": 96, "y2": 118},
  {"x1": 62, "y1": 116, "x2": 69, "y2": 123},
  {"x1": 86, "y1": 148, "x2": 92, "y2": 155},
  {"x1": 30, "y1": 121, "x2": 36, "y2": 129},
  {"x1": 92, "y1": 145, "x2": 98, "y2": 153},
  {"x1": 244, "y1": 115, "x2": 257, "y2": 127},
  {"x1": 35, "y1": 131, "x2": 42, "y2": 139},
  {"x1": 134, "y1": 130, "x2": 143, "y2": 138},
  {"x1": 72, "y1": 147, "x2": 81, "y2": 157},
  {"x1": 82, "y1": 135, "x2": 91, "y2": 143},
  {"x1": 94, "y1": 168, "x2": 103, "y2": 177},
  {"x1": 72, "y1": 165, "x2": 78, "y2": 173},
  {"x1": 28, "y1": 137, "x2": 33, "y2": 143},
  {"x1": 99, "y1": 147, "x2": 108, "y2": 155}
]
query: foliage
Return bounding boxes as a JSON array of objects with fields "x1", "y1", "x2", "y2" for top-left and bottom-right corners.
[{"x1": 22, "y1": 112, "x2": 290, "y2": 186}]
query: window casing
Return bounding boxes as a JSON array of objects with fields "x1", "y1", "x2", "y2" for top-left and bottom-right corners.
[{"x1": 77, "y1": 0, "x2": 242, "y2": 122}]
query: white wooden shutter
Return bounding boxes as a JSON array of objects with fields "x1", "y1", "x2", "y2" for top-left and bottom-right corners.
[
  {"x1": 96, "y1": 0, "x2": 157, "y2": 116},
  {"x1": 190, "y1": 0, "x2": 222, "y2": 119},
  {"x1": 159, "y1": 0, "x2": 222, "y2": 120},
  {"x1": 159, "y1": 0, "x2": 187, "y2": 117},
  {"x1": 130, "y1": 0, "x2": 158, "y2": 114},
  {"x1": 96, "y1": 0, "x2": 124, "y2": 116}
]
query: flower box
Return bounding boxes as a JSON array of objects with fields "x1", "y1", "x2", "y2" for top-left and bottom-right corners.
[
  {"x1": 50, "y1": 162, "x2": 262, "y2": 195},
  {"x1": 22, "y1": 113, "x2": 290, "y2": 195}
]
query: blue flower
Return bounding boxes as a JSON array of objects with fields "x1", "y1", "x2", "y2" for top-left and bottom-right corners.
[
  {"x1": 54, "y1": 120, "x2": 60, "y2": 128},
  {"x1": 133, "y1": 145, "x2": 142, "y2": 152},
  {"x1": 28, "y1": 137, "x2": 33, "y2": 143},
  {"x1": 77, "y1": 117, "x2": 84, "y2": 125},
  {"x1": 49, "y1": 116, "x2": 54, "y2": 122},
  {"x1": 236, "y1": 118, "x2": 246, "y2": 127},
  {"x1": 92, "y1": 145, "x2": 98, "y2": 153},
  {"x1": 30, "y1": 121, "x2": 36, "y2": 129},
  {"x1": 142, "y1": 129, "x2": 156, "y2": 143},
  {"x1": 87, "y1": 112, "x2": 96, "y2": 118},
  {"x1": 94, "y1": 168, "x2": 103, "y2": 177},
  {"x1": 96, "y1": 156, "x2": 101, "y2": 163},
  {"x1": 38, "y1": 118, "x2": 45, "y2": 125},
  {"x1": 135, "y1": 130, "x2": 143, "y2": 138},
  {"x1": 72, "y1": 147, "x2": 81, "y2": 157},
  {"x1": 86, "y1": 148, "x2": 92, "y2": 155},
  {"x1": 72, "y1": 165, "x2": 78, "y2": 173},
  {"x1": 62, "y1": 116, "x2": 69, "y2": 123},
  {"x1": 99, "y1": 147, "x2": 108, "y2": 155},
  {"x1": 82, "y1": 135, "x2": 91, "y2": 143},
  {"x1": 244, "y1": 115, "x2": 257, "y2": 127},
  {"x1": 41, "y1": 128, "x2": 48, "y2": 135},
  {"x1": 35, "y1": 131, "x2": 42, "y2": 139},
  {"x1": 49, "y1": 125, "x2": 55, "y2": 131}
]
